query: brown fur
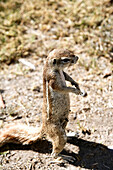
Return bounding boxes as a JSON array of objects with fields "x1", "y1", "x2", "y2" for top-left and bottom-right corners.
[{"x1": 0, "y1": 49, "x2": 83, "y2": 158}]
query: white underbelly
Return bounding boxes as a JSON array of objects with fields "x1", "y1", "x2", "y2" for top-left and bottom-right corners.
[{"x1": 50, "y1": 91, "x2": 70, "y2": 119}]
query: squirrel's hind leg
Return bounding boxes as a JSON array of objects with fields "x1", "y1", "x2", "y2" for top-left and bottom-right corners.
[
  {"x1": 46, "y1": 124, "x2": 67, "y2": 157},
  {"x1": 46, "y1": 124, "x2": 77, "y2": 164}
]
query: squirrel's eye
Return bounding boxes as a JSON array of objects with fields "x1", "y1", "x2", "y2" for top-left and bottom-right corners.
[{"x1": 62, "y1": 59, "x2": 70, "y2": 63}]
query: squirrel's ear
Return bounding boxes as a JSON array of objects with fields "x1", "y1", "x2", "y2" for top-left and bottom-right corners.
[{"x1": 53, "y1": 59, "x2": 56, "y2": 65}]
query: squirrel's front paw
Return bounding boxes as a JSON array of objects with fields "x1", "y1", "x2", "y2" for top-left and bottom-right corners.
[
  {"x1": 74, "y1": 88, "x2": 87, "y2": 96},
  {"x1": 73, "y1": 88, "x2": 81, "y2": 95},
  {"x1": 80, "y1": 89, "x2": 87, "y2": 97}
]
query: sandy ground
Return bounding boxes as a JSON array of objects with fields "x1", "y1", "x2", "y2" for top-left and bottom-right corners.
[{"x1": 0, "y1": 53, "x2": 113, "y2": 169}]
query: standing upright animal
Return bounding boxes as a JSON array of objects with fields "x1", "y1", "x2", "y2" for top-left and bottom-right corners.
[{"x1": 0, "y1": 49, "x2": 85, "y2": 162}]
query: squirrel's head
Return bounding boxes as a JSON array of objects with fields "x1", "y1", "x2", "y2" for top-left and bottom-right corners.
[{"x1": 47, "y1": 49, "x2": 79, "y2": 69}]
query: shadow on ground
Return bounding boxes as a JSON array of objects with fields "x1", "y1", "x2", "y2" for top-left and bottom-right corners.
[
  {"x1": 67, "y1": 137, "x2": 113, "y2": 169},
  {"x1": 0, "y1": 137, "x2": 113, "y2": 169}
]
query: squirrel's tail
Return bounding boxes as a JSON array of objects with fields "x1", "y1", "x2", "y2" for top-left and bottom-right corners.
[{"x1": 0, "y1": 123, "x2": 42, "y2": 147}]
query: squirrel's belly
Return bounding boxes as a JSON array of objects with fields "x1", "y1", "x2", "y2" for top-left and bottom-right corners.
[{"x1": 50, "y1": 91, "x2": 70, "y2": 120}]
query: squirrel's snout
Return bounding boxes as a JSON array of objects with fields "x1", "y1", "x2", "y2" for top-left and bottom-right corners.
[
  {"x1": 72, "y1": 56, "x2": 79, "y2": 63},
  {"x1": 75, "y1": 56, "x2": 79, "y2": 61}
]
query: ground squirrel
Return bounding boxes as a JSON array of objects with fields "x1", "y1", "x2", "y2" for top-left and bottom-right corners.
[{"x1": 0, "y1": 49, "x2": 85, "y2": 161}]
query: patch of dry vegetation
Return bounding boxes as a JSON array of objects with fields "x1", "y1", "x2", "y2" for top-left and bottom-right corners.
[{"x1": 0, "y1": 0, "x2": 113, "y2": 65}]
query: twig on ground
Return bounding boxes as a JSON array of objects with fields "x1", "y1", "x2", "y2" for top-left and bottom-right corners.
[{"x1": 19, "y1": 58, "x2": 36, "y2": 70}]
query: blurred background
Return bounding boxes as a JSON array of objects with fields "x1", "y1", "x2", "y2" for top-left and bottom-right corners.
[{"x1": 0, "y1": 0, "x2": 113, "y2": 65}]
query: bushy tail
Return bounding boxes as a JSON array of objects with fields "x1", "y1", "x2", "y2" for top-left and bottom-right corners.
[{"x1": 0, "y1": 123, "x2": 42, "y2": 147}]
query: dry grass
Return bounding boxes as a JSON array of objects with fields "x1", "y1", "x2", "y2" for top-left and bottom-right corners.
[{"x1": 0, "y1": 0, "x2": 113, "y2": 65}]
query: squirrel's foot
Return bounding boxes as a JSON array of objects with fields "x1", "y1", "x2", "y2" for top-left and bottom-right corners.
[
  {"x1": 59, "y1": 154, "x2": 76, "y2": 163},
  {"x1": 50, "y1": 156, "x2": 66, "y2": 164},
  {"x1": 50, "y1": 154, "x2": 76, "y2": 165}
]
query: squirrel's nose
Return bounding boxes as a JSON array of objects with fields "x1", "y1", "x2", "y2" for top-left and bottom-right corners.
[
  {"x1": 72, "y1": 56, "x2": 78, "y2": 63},
  {"x1": 75, "y1": 56, "x2": 79, "y2": 61}
]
